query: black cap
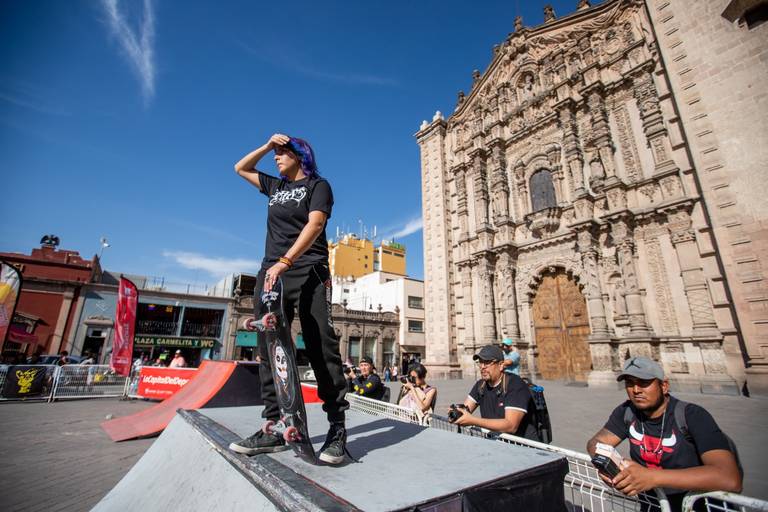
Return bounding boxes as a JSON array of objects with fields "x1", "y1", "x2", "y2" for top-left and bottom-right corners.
[
  {"x1": 360, "y1": 356, "x2": 374, "y2": 366},
  {"x1": 472, "y1": 345, "x2": 504, "y2": 362}
]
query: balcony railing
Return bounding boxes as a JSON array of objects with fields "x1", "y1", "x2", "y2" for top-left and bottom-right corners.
[
  {"x1": 136, "y1": 320, "x2": 178, "y2": 335},
  {"x1": 180, "y1": 322, "x2": 222, "y2": 338}
]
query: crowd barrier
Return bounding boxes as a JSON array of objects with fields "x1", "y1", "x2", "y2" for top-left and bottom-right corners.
[
  {"x1": 50, "y1": 364, "x2": 129, "y2": 401},
  {"x1": 348, "y1": 394, "x2": 768, "y2": 512},
  {"x1": 0, "y1": 364, "x2": 58, "y2": 401}
]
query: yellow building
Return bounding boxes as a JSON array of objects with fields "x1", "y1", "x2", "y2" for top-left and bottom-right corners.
[
  {"x1": 375, "y1": 241, "x2": 406, "y2": 276},
  {"x1": 329, "y1": 235, "x2": 406, "y2": 278}
]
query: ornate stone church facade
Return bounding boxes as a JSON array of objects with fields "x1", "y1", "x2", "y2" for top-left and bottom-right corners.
[{"x1": 416, "y1": 0, "x2": 768, "y2": 394}]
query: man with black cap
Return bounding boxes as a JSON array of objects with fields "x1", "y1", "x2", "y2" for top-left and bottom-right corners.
[
  {"x1": 449, "y1": 344, "x2": 538, "y2": 439},
  {"x1": 346, "y1": 356, "x2": 385, "y2": 400},
  {"x1": 587, "y1": 356, "x2": 741, "y2": 510}
]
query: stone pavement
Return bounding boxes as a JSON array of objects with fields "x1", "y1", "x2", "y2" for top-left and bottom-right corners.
[{"x1": 0, "y1": 381, "x2": 766, "y2": 512}]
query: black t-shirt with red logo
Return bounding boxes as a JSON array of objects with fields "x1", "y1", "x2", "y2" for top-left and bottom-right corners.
[
  {"x1": 258, "y1": 172, "x2": 333, "y2": 268},
  {"x1": 603, "y1": 396, "x2": 731, "y2": 497},
  {"x1": 467, "y1": 375, "x2": 537, "y2": 440}
]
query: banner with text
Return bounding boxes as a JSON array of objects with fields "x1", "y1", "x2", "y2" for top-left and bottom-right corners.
[
  {"x1": 136, "y1": 366, "x2": 197, "y2": 399},
  {"x1": 111, "y1": 277, "x2": 138, "y2": 376},
  {"x1": 0, "y1": 261, "x2": 22, "y2": 347}
]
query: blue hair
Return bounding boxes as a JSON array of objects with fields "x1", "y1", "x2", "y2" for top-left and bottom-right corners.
[{"x1": 284, "y1": 137, "x2": 320, "y2": 179}]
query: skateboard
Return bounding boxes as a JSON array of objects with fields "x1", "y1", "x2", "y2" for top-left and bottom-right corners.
[{"x1": 243, "y1": 277, "x2": 317, "y2": 464}]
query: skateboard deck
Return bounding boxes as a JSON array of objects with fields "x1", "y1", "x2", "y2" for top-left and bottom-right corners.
[{"x1": 247, "y1": 277, "x2": 316, "y2": 464}]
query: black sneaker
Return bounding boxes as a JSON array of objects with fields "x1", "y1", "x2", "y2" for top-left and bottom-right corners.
[
  {"x1": 229, "y1": 429, "x2": 289, "y2": 456},
  {"x1": 318, "y1": 423, "x2": 347, "y2": 465}
]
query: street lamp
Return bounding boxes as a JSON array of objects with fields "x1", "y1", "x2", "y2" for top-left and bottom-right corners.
[{"x1": 99, "y1": 237, "x2": 111, "y2": 260}]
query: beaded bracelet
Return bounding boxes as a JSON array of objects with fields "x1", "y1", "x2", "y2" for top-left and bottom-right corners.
[{"x1": 279, "y1": 256, "x2": 293, "y2": 268}]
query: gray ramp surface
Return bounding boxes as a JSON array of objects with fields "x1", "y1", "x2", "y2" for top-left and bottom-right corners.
[
  {"x1": 92, "y1": 413, "x2": 277, "y2": 512},
  {"x1": 203, "y1": 403, "x2": 565, "y2": 511}
]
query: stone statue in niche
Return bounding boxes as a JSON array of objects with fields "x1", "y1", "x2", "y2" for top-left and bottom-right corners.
[
  {"x1": 514, "y1": 15, "x2": 523, "y2": 32},
  {"x1": 519, "y1": 73, "x2": 535, "y2": 102},
  {"x1": 543, "y1": 5, "x2": 556, "y2": 23}
]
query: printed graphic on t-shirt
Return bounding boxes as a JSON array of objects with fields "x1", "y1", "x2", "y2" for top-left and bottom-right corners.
[
  {"x1": 628, "y1": 421, "x2": 678, "y2": 469},
  {"x1": 269, "y1": 187, "x2": 307, "y2": 207}
]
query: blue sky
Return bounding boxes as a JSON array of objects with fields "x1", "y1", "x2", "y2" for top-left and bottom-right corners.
[{"x1": 1, "y1": 0, "x2": 582, "y2": 288}]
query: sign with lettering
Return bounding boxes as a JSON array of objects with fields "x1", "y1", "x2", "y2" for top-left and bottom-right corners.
[
  {"x1": 134, "y1": 336, "x2": 216, "y2": 349},
  {"x1": 136, "y1": 367, "x2": 197, "y2": 399}
]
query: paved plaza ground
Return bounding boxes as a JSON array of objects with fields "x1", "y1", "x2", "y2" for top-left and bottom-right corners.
[{"x1": 1, "y1": 379, "x2": 766, "y2": 511}]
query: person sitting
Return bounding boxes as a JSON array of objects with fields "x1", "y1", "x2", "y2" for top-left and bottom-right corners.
[
  {"x1": 168, "y1": 350, "x2": 187, "y2": 368},
  {"x1": 587, "y1": 356, "x2": 742, "y2": 511},
  {"x1": 398, "y1": 363, "x2": 437, "y2": 424},
  {"x1": 346, "y1": 356, "x2": 385, "y2": 400},
  {"x1": 449, "y1": 345, "x2": 538, "y2": 440}
]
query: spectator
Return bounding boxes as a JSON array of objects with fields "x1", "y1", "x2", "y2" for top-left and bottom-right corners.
[
  {"x1": 383, "y1": 366, "x2": 391, "y2": 382},
  {"x1": 152, "y1": 357, "x2": 165, "y2": 367},
  {"x1": 587, "y1": 356, "x2": 741, "y2": 511},
  {"x1": 391, "y1": 365, "x2": 398, "y2": 381},
  {"x1": 449, "y1": 345, "x2": 538, "y2": 439},
  {"x1": 169, "y1": 350, "x2": 187, "y2": 368},
  {"x1": 80, "y1": 352, "x2": 96, "y2": 365},
  {"x1": 57, "y1": 351, "x2": 70, "y2": 366},
  {"x1": 398, "y1": 363, "x2": 437, "y2": 425},
  {"x1": 501, "y1": 338, "x2": 521, "y2": 376},
  {"x1": 26, "y1": 353, "x2": 41, "y2": 365},
  {"x1": 346, "y1": 356, "x2": 385, "y2": 400}
]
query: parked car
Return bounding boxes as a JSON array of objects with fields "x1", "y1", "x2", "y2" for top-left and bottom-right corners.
[{"x1": 37, "y1": 355, "x2": 85, "y2": 365}]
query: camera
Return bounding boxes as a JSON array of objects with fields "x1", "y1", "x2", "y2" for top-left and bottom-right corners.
[
  {"x1": 399, "y1": 375, "x2": 415, "y2": 384},
  {"x1": 447, "y1": 404, "x2": 467, "y2": 423}
]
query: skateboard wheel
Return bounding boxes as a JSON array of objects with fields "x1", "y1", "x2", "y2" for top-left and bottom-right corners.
[
  {"x1": 262, "y1": 420, "x2": 275, "y2": 435},
  {"x1": 283, "y1": 426, "x2": 300, "y2": 442}
]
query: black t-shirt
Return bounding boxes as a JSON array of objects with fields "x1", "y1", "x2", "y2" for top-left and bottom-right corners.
[
  {"x1": 350, "y1": 373, "x2": 385, "y2": 400},
  {"x1": 468, "y1": 374, "x2": 538, "y2": 440},
  {"x1": 258, "y1": 172, "x2": 333, "y2": 268},
  {"x1": 604, "y1": 396, "x2": 731, "y2": 496}
]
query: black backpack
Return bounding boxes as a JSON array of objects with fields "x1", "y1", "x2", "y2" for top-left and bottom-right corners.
[
  {"x1": 622, "y1": 399, "x2": 743, "y2": 477},
  {"x1": 521, "y1": 377, "x2": 553, "y2": 444}
]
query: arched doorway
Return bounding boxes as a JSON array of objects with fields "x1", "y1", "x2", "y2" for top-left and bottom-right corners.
[{"x1": 532, "y1": 269, "x2": 591, "y2": 382}]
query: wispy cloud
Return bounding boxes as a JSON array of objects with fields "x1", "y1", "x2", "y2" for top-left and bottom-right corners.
[
  {"x1": 169, "y1": 220, "x2": 261, "y2": 249},
  {"x1": 0, "y1": 91, "x2": 70, "y2": 116},
  {"x1": 381, "y1": 216, "x2": 423, "y2": 241},
  {"x1": 100, "y1": 0, "x2": 156, "y2": 103},
  {"x1": 162, "y1": 251, "x2": 261, "y2": 278},
  {"x1": 238, "y1": 42, "x2": 399, "y2": 87}
]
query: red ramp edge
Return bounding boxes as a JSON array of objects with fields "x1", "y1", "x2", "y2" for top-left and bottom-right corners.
[{"x1": 102, "y1": 361, "x2": 320, "y2": 442}]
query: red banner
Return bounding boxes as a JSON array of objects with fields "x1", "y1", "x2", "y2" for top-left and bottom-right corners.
[
  {"x1": 136, "y1": 367, "x2": 196, "y2": 399},
  {"x1": 0, "y1": 261, "x2": 22, "y2": 347},
  {"x1": 111, "y1": 277, "x2": 138, "y2": 376}
]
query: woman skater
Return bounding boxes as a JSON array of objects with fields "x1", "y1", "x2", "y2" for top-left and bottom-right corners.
[{"x1": 229, "y1": 133, "x2": 349, "y2": 464}]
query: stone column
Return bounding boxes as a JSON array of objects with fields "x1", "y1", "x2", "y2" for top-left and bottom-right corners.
[
  {"x1": 489, "y1": 141, "x2": 510, "y2": 224},
  {"x1": 513, "y1": 161, "x2": 528, "y2": 218},
  {"x1": 470, "y1": 149, "x2": 490, "y2": 229},
  {"x1": 587, "y1": 90, "x2": 617, "y2": 182},
  {"x1": 455, "y1": 166, "x2": 470, "y2": 240},
  {"x1": 51, "y1": 288, "x2": 75, "y2": 355},
  {"x1": 458, "y1": 263, "x2": 476, "y2": 351},
  {"x1": 667, "y1": 209, "x2": 720, "y2": 336},
  {"x1": 634, "y1": 69, "x2": 676, "y2": 173},
  {"x1": 558, "y1": 104, "x2": 585, "y2": 193},
  {"x1": 612, "y1": 217, "x2": 652, "y2": 336},
  {"x1": 576, "y1": 229, "x2": 612, "y2": 340},
  {"x1": 546, "y1": 146, "x2": 564, "y2": 204},
  {"x1": 496, "y1": 251, "x2": 520, "y2": 339},
  {"x1": 477, "y1": 256, "x2": 498, "y2": 344}
]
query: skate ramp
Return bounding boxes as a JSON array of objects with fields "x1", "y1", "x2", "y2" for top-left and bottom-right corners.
[
  {"x1": 94, "y1": 404, "x2": 568, "y2": 511},
  {"x1": 102, "y1": 361, "x2": 321, "y2": 442}
]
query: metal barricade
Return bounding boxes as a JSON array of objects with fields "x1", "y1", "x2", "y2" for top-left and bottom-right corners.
[
  {"x1": 0, "y1": 364, "x2": 58, "y2": 401},
  {"x1": 50, "y1": 364, "x2": 129, "y2": 400},
  {"x1": 428, "y1": 413, "x2": 671, "y2": 512},
  {"x1": 682, "y1": 492, "x2": 768, "y2": 512},
  {"x1": 345, "y1": 393, "x2": 421, "y2": 424}
]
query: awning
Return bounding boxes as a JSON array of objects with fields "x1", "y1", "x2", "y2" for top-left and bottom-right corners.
[
  {"x1": 235, "y1": 331, "x2": 305, "y2": 349},
  {"x1": 7, "y1": 325, "x2": 39, "y2": 345}
]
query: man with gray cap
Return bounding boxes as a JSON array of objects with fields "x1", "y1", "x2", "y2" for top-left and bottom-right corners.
[
  {"x1": 448, "y1": 344, "x2": 538, "y2": 439},
  {"x1": 587, "y1": 356, "x2": 741, "y2": 511}
]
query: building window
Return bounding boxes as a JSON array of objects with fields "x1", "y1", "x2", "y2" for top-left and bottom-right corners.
[
  {"x1": 530, "y1": 169, "x2": 557, "y2": 212},
  {"x1": 349, "y1": 337, "x2": 360, "y2": 365},
  {"x1": 408, "y1": 296, "x2": 424, "y2": 309},
  {"x1": 382, "y1": 338, "x2": 396, "y2": 368},
  {"x1": 363, "y1": 337, "x2": 376, "y2": 362},
  {"x1": 408, "y1": 320, "x2": 424, "y2": 333}
]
